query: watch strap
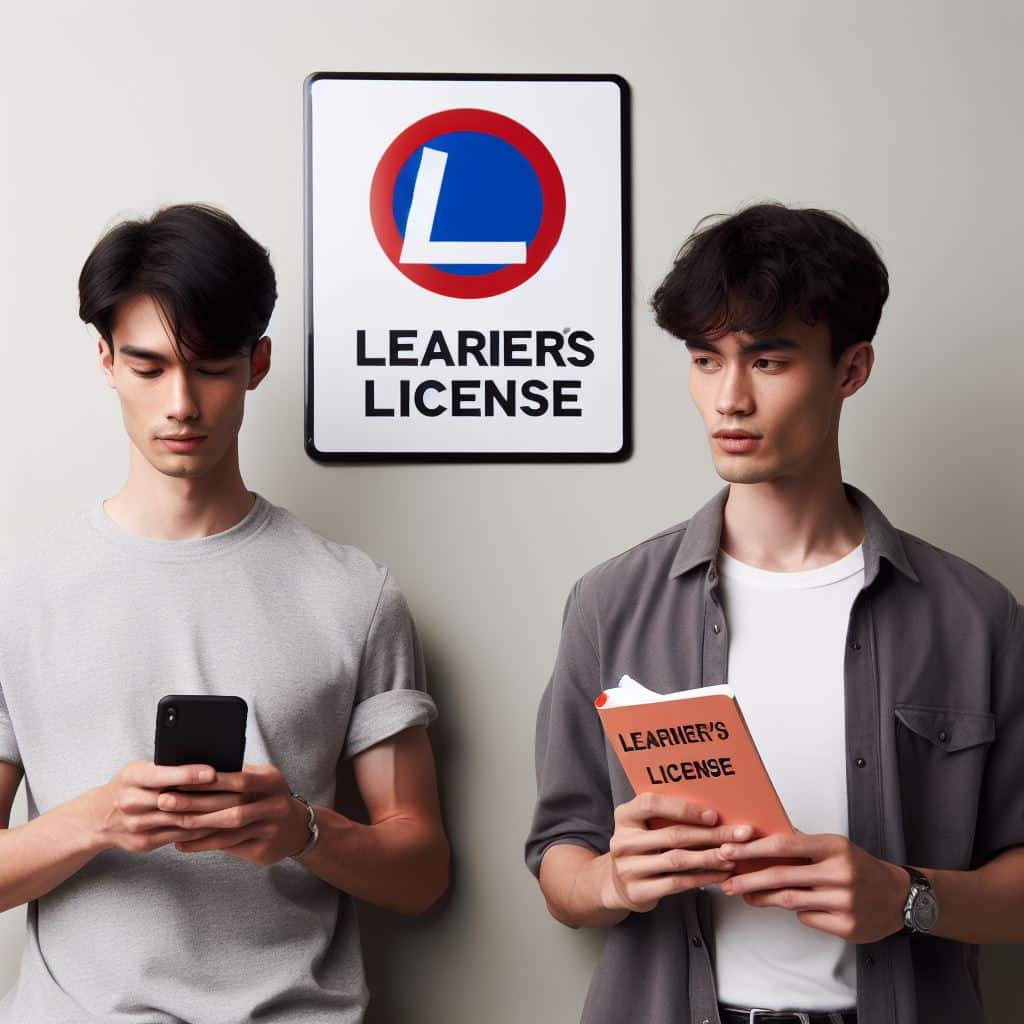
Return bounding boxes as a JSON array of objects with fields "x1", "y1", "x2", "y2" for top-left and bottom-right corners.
[
  {"x1": 289, "y1": 792, "x2": 320, "y2": 860},
  {"x1": 899, "y1": 864, "x2": 933, "y2": 934}
]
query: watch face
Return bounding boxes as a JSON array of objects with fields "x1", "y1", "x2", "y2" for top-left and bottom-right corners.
[{"x1": 912, "y1": 891, "x2": 939, "y2": 931}]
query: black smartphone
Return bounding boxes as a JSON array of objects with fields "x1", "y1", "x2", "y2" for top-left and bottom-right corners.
[{"x1": 154, "y1": 695, "x2": 248, "y2": 773}]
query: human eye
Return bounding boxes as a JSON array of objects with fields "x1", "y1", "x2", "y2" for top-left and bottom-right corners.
[
  {"x1": 692, "y1": 356, "x2": 720, "y2": 372},
  {"x1": 130, "y1": 367, "x2": 161, "y2": 378},
  {"x1": 195, "y1": 367, "x2": 231, "y2": 376},
  {"x1": 753, "y1": 358, "x2": 786, "y2": 371}
]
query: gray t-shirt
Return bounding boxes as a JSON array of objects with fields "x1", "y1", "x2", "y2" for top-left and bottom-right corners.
[{"x1": 0, "y1": 493, "x2": 437, "y2": 1023}]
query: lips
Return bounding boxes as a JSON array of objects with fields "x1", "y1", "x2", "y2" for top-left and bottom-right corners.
[
  {"x1": 713, "y1": 430, "x2": 761, "y2": 454},
  {"x1": 160, "y1": 436, "x2": 206, "y2": 453}
]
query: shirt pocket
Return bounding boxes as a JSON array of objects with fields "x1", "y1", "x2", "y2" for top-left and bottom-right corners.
[{"x1": 894, "y1": 703, "x2": 995, "y2": 869}]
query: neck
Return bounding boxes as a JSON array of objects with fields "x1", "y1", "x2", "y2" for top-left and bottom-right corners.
[
  {"x1": 102, "y1": 438, "x2": 255, "y2": 541},
  {"x1": 718, "y1": 453, "x2": 863, "y2": 572}
]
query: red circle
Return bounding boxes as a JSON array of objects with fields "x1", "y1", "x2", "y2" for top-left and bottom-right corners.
[{"x1": 369, "y1": 108, "x2": 566, "y2": 299}]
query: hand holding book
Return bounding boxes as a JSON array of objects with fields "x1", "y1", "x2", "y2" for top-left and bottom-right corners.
[
  {"x1": 598, "y1": 791, "x2": 755, "y2": 914},
  {"x1": 596, "y1": 675, "x2": 806, "y2": 877}
]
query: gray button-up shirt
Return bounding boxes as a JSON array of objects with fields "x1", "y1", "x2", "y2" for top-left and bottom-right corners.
[{"x1": 526, "y1": 483, "x2": 1024, "y2": 1024}]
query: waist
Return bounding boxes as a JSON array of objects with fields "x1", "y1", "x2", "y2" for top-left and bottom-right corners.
[{"x1": 718, "y1": 1005, "x2": 857, "y2": 1024}]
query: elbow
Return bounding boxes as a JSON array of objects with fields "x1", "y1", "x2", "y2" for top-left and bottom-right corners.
[
  {"x1": 395, "y1": 835, "x2": 450, "y2": 917},
  {"x1": 543, "y1": 894, "x2": 581, "y2": 929}
]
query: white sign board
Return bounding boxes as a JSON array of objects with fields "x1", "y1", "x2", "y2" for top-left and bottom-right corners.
[{"x1": 304, "y1": 73, "x2": 630, "y2": 461}]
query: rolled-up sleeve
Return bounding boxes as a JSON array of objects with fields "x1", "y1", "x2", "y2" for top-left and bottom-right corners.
[
  {"x1": 342, "y1": 571, "x2": 437, "y2": 759},
  {"x1": 972, "y1": 591, "x2": 1024, "y2": 867},
  {"x1": 525, "y1": 578, "x2": 613, "y2": 877}
]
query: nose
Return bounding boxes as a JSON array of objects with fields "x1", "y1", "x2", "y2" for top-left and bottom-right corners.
[
  {"x1": 714, "y1": 361, "x2": 754, "y2": 418},
  {"x1": 165, "y1": 367, "x2": 201, "y2": 424}
]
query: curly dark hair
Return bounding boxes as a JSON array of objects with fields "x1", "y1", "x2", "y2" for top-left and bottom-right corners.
[{"x1": 651, "y1": 202, "x2": 889, "y2": 364}]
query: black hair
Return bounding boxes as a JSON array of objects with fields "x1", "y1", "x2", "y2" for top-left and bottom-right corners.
[
  {"x1": 78, "y1": 203, "x2": 277, "y2": 360},
  {"x1": 650, "y1": 202, "x2": 889, "y2": 364}
]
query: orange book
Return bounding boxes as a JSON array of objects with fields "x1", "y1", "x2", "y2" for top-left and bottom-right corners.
[{"x1": 596, "y1": 675, "x2": 801, "y2": 875}]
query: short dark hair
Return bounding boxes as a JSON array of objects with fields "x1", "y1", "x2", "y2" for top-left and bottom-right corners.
[
  {"x1": 651, "y1": 202, "x2": 889, "y2": 364},
  {"x1": 78, "y1": 203, "x2": 277, "y2": 360}
]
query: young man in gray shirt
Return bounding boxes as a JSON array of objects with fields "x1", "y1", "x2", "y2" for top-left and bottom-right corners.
[
  {"x1": 526, "y1": 203, "x2": 1024, "y2": 1024},
  {"x1": 0, "y1": 203, "x2": 449, "y2": 1023}
]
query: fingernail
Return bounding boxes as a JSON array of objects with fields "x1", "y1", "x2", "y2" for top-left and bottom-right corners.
[
  {"x1": 734, "y1": 825, "x2": 752, "y2": 839},
  {"x1": 701, "y1": 810, "x2": 717, "y2": 824},
  {"x1": 721, "y1": 881, "x2": 734, "y2": 894},
  {"x1": 199, "y1": 767, "x2": 215, "y2": 782},
  {"x1": 720, "y1": 845, "x2": 734, "y2": 858}
]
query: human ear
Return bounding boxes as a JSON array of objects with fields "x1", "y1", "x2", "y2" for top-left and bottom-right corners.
[
  {"x1": 98, "y1": 337, "x2": 116, "y2": 389},
  {"x1": 247, "y1": 336, "x2": 272, "y2": 390},
  {"x1": 838, "y1": 341, "x2": 873, "y2": 397}
]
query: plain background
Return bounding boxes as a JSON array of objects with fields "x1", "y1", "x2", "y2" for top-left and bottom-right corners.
[{"x1": 0, "y1": 1, "x2": 1021, "y2": 1020}]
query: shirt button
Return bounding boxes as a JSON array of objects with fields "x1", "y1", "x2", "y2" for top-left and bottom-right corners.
[
  {"x1": 938, "y1": 730, "x2": 949, "y2": 743},
  {"x1": 712, "y1": 623, "x2": 721, "y2": 635},
  {"x1": 849, "y1": 639, "x2": 861, "y2": 650},
  {"x1": 692, "y1": 936, "x2": 703, "y2": 947},
  {"x1": 855, "y1": 757, "x2": 866, "y2": 768}
]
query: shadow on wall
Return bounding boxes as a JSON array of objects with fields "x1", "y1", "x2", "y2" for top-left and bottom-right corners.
[{"x1": 335, "y1": 637, "x2": 457, "y2": 1024}]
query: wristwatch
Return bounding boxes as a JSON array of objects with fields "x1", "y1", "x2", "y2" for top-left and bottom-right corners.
[
  {"x1": 899, "y1": 864, "x2": 939, "y2": 934},
  {"x1": 289, "y1": 792, "x2": 320, "y2": 860}
]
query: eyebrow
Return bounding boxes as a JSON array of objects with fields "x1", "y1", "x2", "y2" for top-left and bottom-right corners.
[
  {"x1": 117, "y1": 345, "x2": 236, "y2": 365},
  {"x1": 117, "y1": 345, "x2": 173, "y2": 363},
  {"x1": 683, "y1": 336, "x2": 803, "y2": 355}
]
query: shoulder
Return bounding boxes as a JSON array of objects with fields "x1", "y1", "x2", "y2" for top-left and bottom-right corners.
[
  {"x1": 264, "y1": 501, "x2": 395, "y2": 605},
  {"x1": 898, "y1": 528, "x2": 1020, "y2": 631},
  {"x1": 0, "y1": 508, "x2": 95, "y2": 605},
  {"x1": 569, "y1": 519, "x2": 690, "y2": 620}
]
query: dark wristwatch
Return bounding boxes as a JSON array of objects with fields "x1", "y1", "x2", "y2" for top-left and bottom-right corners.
[{"x1": 899, "y1": 865, "x2": 939, "y2": 934}]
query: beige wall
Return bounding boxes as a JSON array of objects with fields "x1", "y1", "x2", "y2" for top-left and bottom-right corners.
[{"x1": 1, "y1": 1, "x2": 1021, "y2": 1019}]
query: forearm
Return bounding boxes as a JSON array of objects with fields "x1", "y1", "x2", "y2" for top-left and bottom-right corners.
[
  {"x1": 538, "y1": 843, "x2": 629, "y2": 929},
  {"x1": 0, "y1": 794, "x2": 104, "y2": 912},
  {"x1": 919, "y1": 847, "x2": 1024, "y2": 943},
  {"x1": 297, "y1": 804, "x2": 448, "y2": 915}
]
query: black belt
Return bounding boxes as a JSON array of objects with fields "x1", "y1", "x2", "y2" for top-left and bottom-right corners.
[{"x1": 718, "y1": 1005, "x2": 856, "y2": 1024}]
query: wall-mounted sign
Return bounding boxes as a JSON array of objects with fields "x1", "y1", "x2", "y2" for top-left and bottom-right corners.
[{"x1": 304, "y1": 73, "x2": 630, "y2": 462}]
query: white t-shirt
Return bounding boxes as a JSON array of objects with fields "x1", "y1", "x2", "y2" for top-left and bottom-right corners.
[{"x1": 708, "y1": 543, "x2": 864, "y2": 1011}]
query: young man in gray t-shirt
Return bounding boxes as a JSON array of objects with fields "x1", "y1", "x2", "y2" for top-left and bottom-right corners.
[{"x1": 0, "y1": 203, "x2": 449, "y2": 1023}]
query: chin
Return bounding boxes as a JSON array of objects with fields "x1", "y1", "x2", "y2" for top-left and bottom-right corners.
[{"x1": 711, "y1": 455, "x2": 778, "y2": 485}]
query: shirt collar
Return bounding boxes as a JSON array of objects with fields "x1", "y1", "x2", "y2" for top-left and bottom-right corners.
[{"x1": 668, "y1": 482, "x2": 919, "y2": 587}]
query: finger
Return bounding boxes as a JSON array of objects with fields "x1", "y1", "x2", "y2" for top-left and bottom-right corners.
[
  {"x1": 174, "y1": 763, "x2": 276, "y2": 794},
  {"x1": 720, "y1": 862, "x2": 833, "y2": 896},
  {"x1": 156, "y1": 791, "x2": 248, "y2": 813},
  {"x1": 743, "y1": 888, "x2": 850, "y2": 913},
  {"x1": 117, "y1": 786, "x2": 164, "y2": 814},
  {"x1": 123, "y1": 762, "x2": 217, "y2": 790},
  {"x1": 718, "y1": 830, "x2": 834, "y2": 862},
  {"x1": 616, "y1": 848, "x2": 736, "y2": 881},
  {"x1": 173, "y1": 772, "x2": 246, "y2": 793},
  {"x1": 180, "y1": 795, "x2": 285, "y2": 831},
  {"x1": 616, "y1": 822, "x2": 755, "y2": 856},
  {"x1": 175, "y1": 824, "x2": 264, "y2": 852},
  {"x1": 615, "y1": 792, "x2": 720, "y2": 829},
  {"x1": 626, "y1": 870, "x2": 734, "y2": 906},
  {"x1": 126, "y1": 827, "x2": 218, "y2": 851}
]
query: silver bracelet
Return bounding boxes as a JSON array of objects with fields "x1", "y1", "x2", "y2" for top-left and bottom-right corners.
[{"x1": 289, "y1": 792, "x2": 320, "y2": 860}]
